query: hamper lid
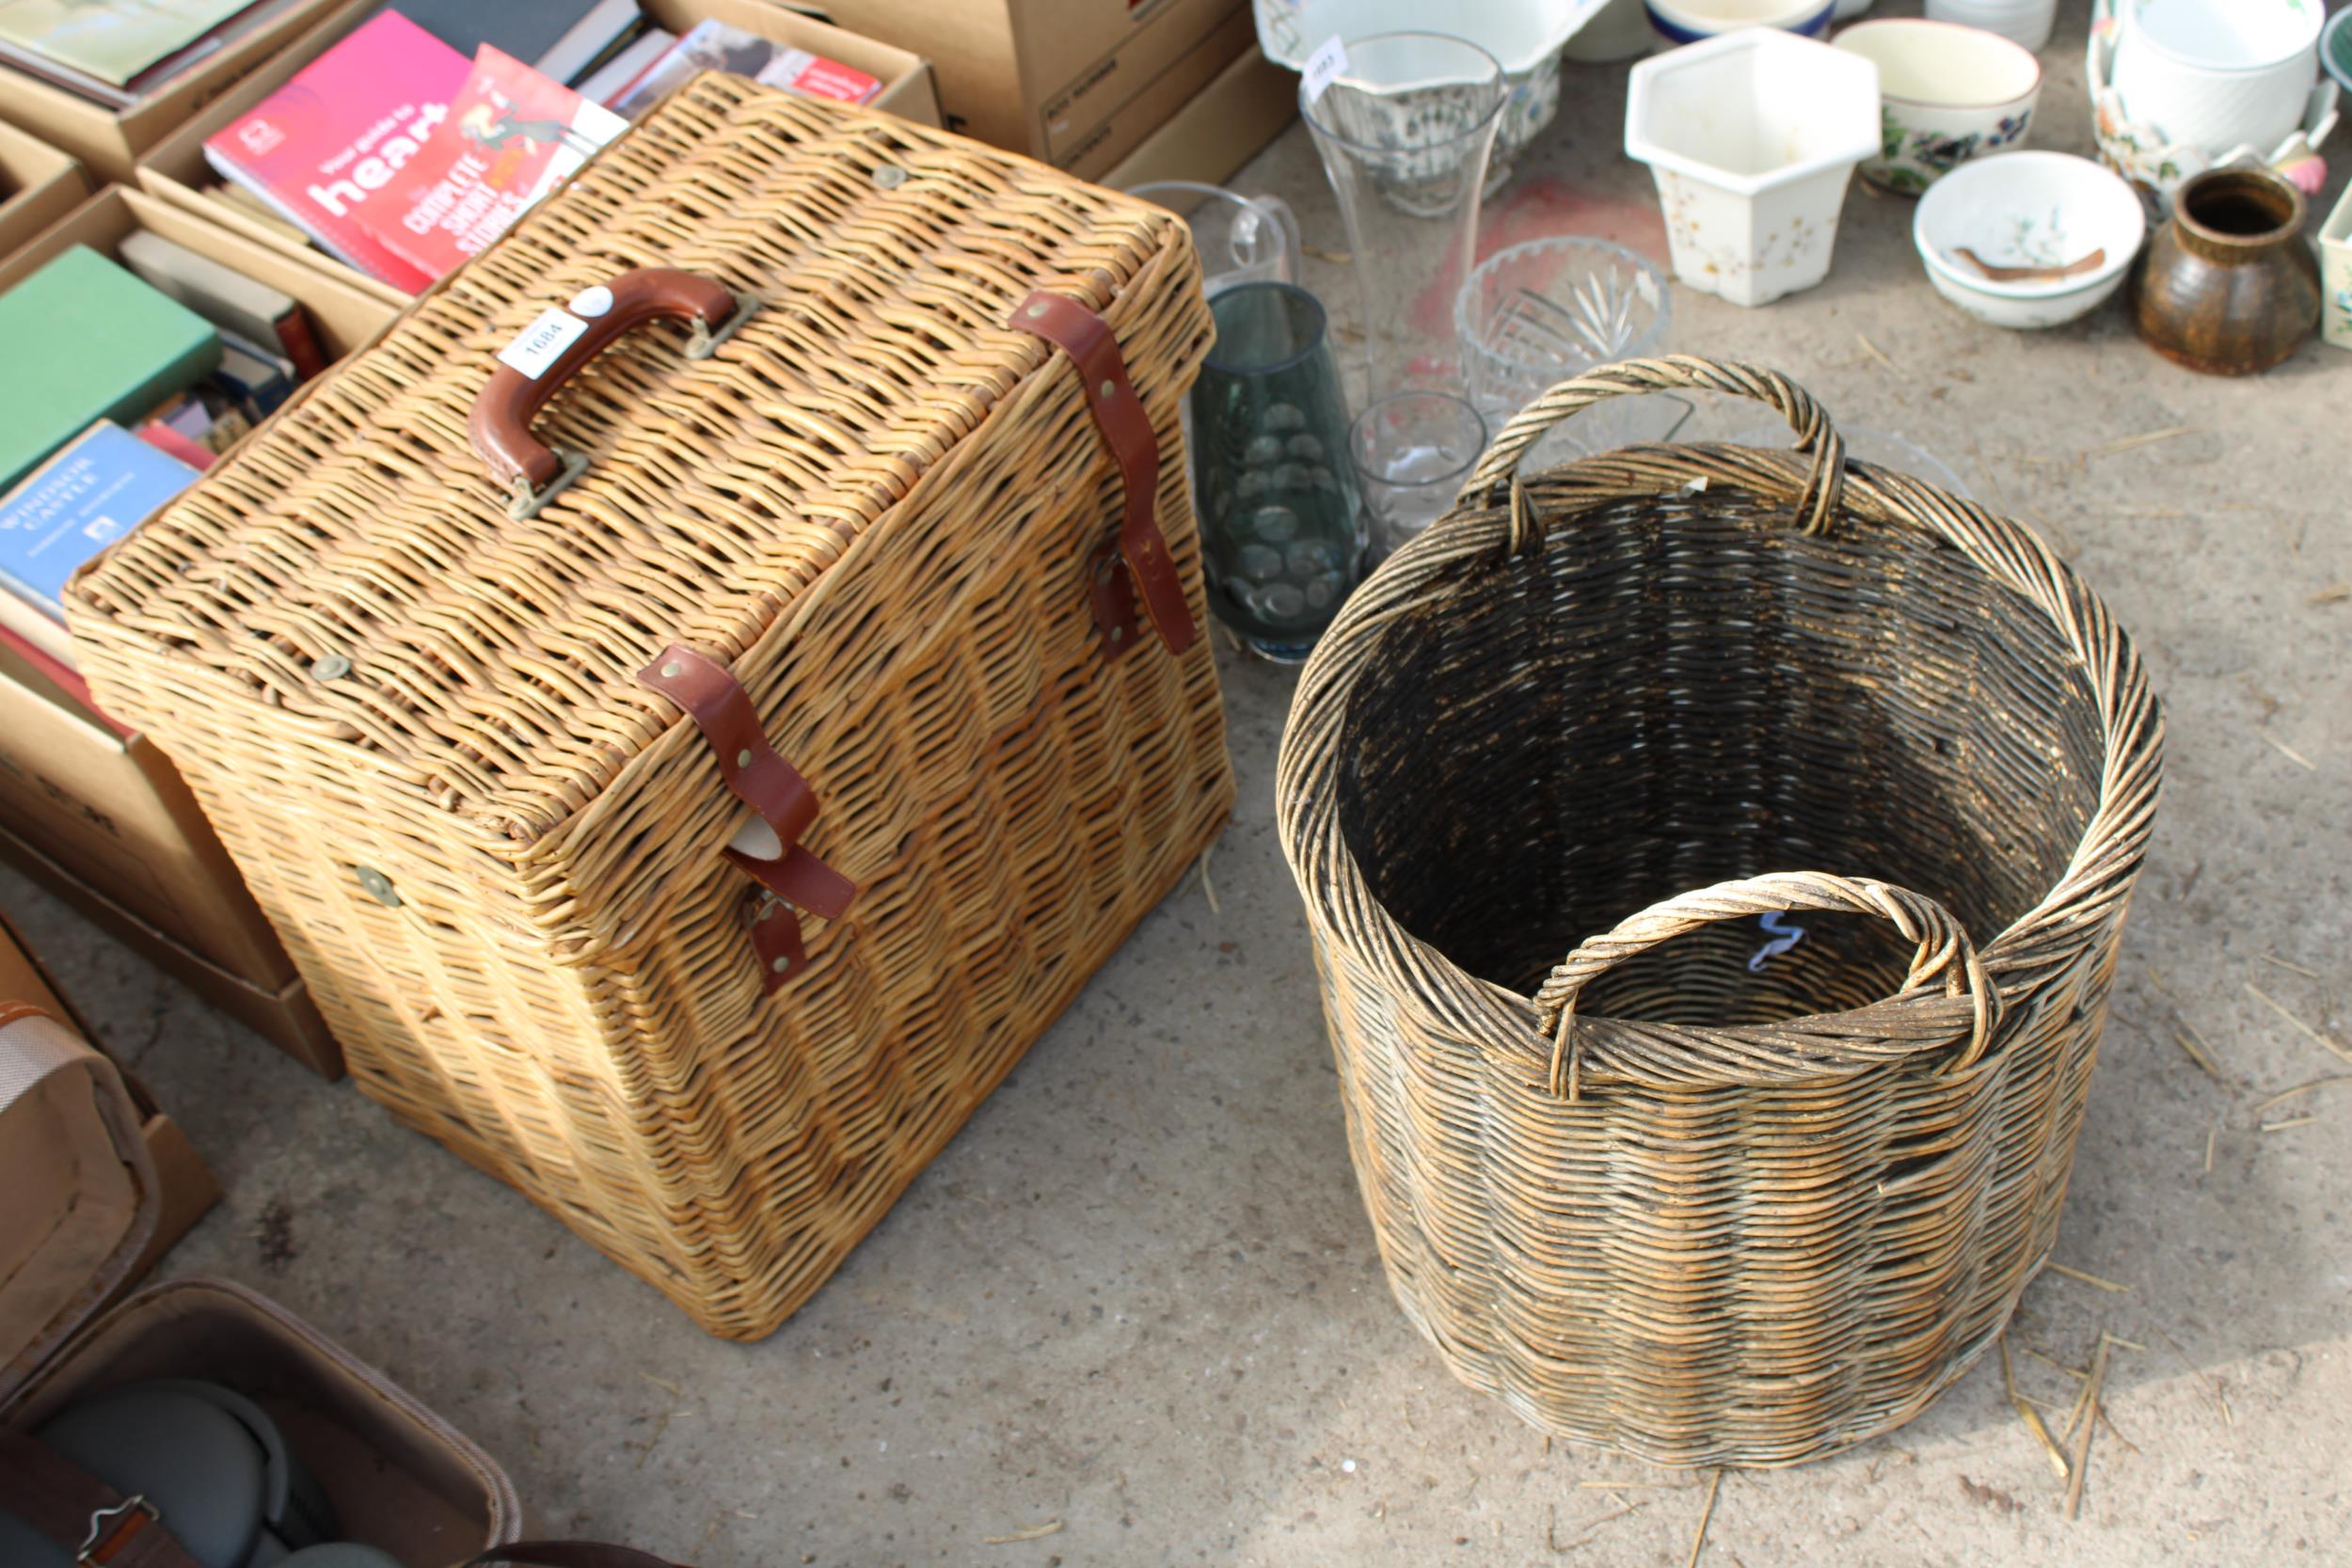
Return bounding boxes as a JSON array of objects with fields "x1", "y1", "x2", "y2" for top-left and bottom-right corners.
[
  {"x1": 63, "y1": 74, "x2": 1195, "y2": 859},
  {"x1": 0, "y1": 1007, "x2": 160, "y2": 1402}
]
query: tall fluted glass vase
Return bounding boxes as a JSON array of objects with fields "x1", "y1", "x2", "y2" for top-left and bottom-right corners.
[{"x1": 1300, "y1": 33, "x2": 1507, "y2": 399}]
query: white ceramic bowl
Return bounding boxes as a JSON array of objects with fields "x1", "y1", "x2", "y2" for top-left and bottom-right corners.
[
  {"x1": 1837, "y1": 19, "x2": 2042, "y2": 192},
  {"x1": 1913, "y1": 151, "x2": 2147, "y2": 327},
  {"x1": 1643, "y1": 0, "x2": 1835, "y2": 47},
  {"x1": 1924, "y1": 0, "x2": 2057, "y2": 53},
  {"x1": 2112, "y1": 0, "x2": 2322, "y2": 157}
]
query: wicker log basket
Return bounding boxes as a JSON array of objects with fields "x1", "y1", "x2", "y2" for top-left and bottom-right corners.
[{"x1": 1277, "y1": 357, "x2": 2164, "y2": 1466}]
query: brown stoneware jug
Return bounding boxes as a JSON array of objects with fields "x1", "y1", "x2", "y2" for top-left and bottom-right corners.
[{"x1": 2133, "y1": 167, "x2": 2322, "y2": 375}]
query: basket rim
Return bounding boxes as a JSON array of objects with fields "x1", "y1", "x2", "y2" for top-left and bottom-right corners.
[{"x1": 1275, "y1": 432, "x2": 2165, "y2": 1094}]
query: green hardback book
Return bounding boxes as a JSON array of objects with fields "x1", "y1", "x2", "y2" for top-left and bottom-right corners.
[
  {"x1": 0, "y1": 0, "x2": 255, "y2": 87},
  {"x1": 0, "y1": 245, "x2": 221, "y2": 495}
]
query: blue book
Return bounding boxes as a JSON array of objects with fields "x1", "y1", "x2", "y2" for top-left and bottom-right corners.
[{"x1": 0, "y1": 421, "x2": 199, "y2": 665}]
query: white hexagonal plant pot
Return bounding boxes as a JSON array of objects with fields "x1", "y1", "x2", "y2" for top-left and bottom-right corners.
[{"x1": 1625, "y1": 29, "x2": 1883, "y2": 307}]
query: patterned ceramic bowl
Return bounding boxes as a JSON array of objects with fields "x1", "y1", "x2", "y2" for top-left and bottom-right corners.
[
  {"x1": 1913, "y1": 151, "x2": 2147, "y2": 328},
  {"x1": 1836, "y1": 19, "x2": 2042, "y2": 193}
]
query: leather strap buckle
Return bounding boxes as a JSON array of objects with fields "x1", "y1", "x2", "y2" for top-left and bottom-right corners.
[
  {"x1": 78, "y1": 1497, "x2": 158, "y2": 1566},
  {"x1": 638, "y1": 644, "x2": 854, "y2": 991},
  {"x1": 1009, "y1": 292, "x2": 1196, "y2": 662}
]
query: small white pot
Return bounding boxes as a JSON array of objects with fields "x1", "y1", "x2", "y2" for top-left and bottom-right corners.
[
  {"x1": 2112, "y1": 0, "x2": 2323, "y2": 157},
  {"x1": 1625, "y1": 29, "x2": 1881, "y2": 307},
  {"x1": 2321, "y1": 180, "x2": 2352, "y2": 350}
]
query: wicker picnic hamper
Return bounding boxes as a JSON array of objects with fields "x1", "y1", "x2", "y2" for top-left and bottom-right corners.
[
  {"x1": 1277, "y1": 358, "x2": 2163, "y2": 1466},
  {"x1": 63, "y1": 76, "x2": 1232, "y2": 1339}
]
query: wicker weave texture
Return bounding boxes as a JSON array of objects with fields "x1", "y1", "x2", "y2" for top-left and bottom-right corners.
[
  {"x1": 66, "y1": 78, "x2": 1232, "y2": 1338},
  {"x1": 1278, "y1": 358, "x2": 2162, "y2": 1465}
]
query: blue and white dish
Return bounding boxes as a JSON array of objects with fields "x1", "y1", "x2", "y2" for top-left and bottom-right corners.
[{"x1": 1643, "y1": 0, "x2": 1836, "y2": 45}]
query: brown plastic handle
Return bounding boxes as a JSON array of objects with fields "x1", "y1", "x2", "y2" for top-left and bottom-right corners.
[{"x1": 469, "y1": 268, "x2": 745, "y2": 497}]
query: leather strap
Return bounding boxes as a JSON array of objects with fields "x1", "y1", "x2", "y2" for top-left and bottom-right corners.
[
  {"x1": 744, "y1": 889, "x2": 808, "y2": 985},
  {"x1": 0, "y1": 1429, "x2": 204, "y2": 1568},
  {"x1": 465, "y1": 1544, "x2": 685, "y2": 1568},
  {"x1": 1009, "y1": 293, "x2": 1195, "y2": 660},
  {"x1": 637, "y1": 644, "x2": 853, "y2": 991}
]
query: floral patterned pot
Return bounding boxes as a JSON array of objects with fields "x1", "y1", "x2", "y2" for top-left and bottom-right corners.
[
  {"x1": 1625, "y1": 29, "x2": 1880, "y2": 307},
  {"x1": 1835, "y1": 19, "x2": 2042, "y2": 195}
]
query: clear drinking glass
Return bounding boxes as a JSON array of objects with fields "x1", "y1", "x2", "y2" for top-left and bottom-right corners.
[
  {"x1": 1456, "y1": 235, "x2": 1675, "y2": 466},
  {"x1": 1349, "y1": 391, "x2": 1486, "y2": 564},
  {"x1": 1126, "y1": 182, "x2": 1304, "y2": 298},
  {"x1": 1301, "y1": 33, "x2": 1508, "y2": 399},
  {"x1": 1188, "y1": 282, "x2": 1364, "y2": 663}
]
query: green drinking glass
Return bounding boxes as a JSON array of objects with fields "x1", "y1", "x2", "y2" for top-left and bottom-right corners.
[{"x1": 1188, "y1": 282, "x2": 1364, "y2": 663}]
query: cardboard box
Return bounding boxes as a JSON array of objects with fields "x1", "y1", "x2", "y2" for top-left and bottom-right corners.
[
  {"x1": 0, "y1": 907, "x2": 222, "y2": 1275},
  {"x1": 140, "y1": 0, "x2": 945, "y2": 307},
  {"x1": 0, "y1": 119, "x2": 88, "y2": 263},
  {"x1": 0, "y1": 816, "x2": 343, "y2": 1077},
  {"x1": 0, "y1": 0, "x2": 344, "y2": 185},
  {"x1": 0, "y1": 1007, "x2": 520, "y2": 1566},
  {"x1": 0, "y1": 185, "x2": 389, "y2": 1078},
  {"x1": 800, "y1": 0, "x2": 1256, "y2": 180},
  {"x1": 1103, "y1": 43, "x2": 1294, "y2": 190}
]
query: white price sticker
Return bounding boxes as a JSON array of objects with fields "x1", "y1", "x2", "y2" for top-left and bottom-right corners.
[
  {"x1": 497, "y1": 306, "x2": 590, "y2": 380},
  {"x1": 1302, "y1": 36, "x2": 1348, "y2": 105}
]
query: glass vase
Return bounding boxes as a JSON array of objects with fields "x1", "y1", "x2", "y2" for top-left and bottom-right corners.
[
  {"x1": 1188, "y1": 282, "x2": 1363, "y2": 664},
  {"x1": 1455, "y1": 235, "x2": 1675, "y2": 468},
  {"x1": 1349, "y1": 391, "x2": 1486, "y2": 565},
  {"x1": 1301, "y1": 32, "x2": 1507, "y2": 400}
]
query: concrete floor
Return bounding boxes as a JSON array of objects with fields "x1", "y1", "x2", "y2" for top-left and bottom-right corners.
[{"x1": 8, "y1": 4, "x2": 2350, "y2": 1563}]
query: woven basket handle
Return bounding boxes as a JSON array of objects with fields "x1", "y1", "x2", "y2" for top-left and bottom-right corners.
[
  {"x1": 1528, "y1": 872, "x2": 1998, "y2": 1100},
  {"x1": 1458, "y1": 356, "x2": 1848, "y2": 537},
  {"x1": 469, "y1": 268, "x2": 758, "y2": 519}
]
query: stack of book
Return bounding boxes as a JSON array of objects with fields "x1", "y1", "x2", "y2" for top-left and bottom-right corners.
[
  {"x1": 189, "y1": 3, "x2": 886, "y2": 295},
  {"x1": 0, "y1": 0, "x2": 302, "y2": 109},
  {"x1": 0, "y1": 237, "x2": 330, "y2": 673}
]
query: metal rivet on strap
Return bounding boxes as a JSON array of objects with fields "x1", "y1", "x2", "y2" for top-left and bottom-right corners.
[
  {"x1": 736, "y1": 748, "x2": 753, "y2": 768},
  {"x1": 871, "y1": 165, "x2": 908, "y2": 189},
  {"x1": 356, "y1": 866, "x2": 402, "y2": 908},
  {"x1": 771, "y1": 956, "x2": 790, "y2": 974},
  {"x1": 660, "y1": 661, "x2": 682, "y2": 677},
  {"x1": 1109, "y1": 626, "x2": 1124, "y2": 643},
  {"x1": 1025, "y1": 302, "x2": 1050, "y2": 319},
  {"x1": 311, "y1": 655, "x2": 352, "y2": 681},
  {"x1": 1099, "y1": 379, "x2": 1117, "y2": 400}
]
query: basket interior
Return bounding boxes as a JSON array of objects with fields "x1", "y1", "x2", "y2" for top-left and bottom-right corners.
[{"x1": 1335, "y1": 467, "x2": 2107, "y2": 1023}]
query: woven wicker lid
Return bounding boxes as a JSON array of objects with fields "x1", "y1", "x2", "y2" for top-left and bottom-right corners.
[{"x1": 64, "y1": 76, "x2": 1192, "y2": 853}]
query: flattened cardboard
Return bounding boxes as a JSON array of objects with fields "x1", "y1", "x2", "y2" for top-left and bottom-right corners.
[
  {"x1": 0, "y1": 119, "x2": 87, "y2": 264},
  {"x1": 1103, "y1": 44, "x2": 1294, "y2": 191},
  {"x1": 800, "y1": 0, "x2": 1252, "y2": 175},
  {"x1": 138, "y1": 0, "x2": 944, "y2": 306},
  {"x1": 0, "y1": 0, "x2": 343, "y2": 183},
  {"x1": 0, "y1": 816, "x2": 343, "y2": 1078},
  {"x1": 0, "y1": 1010, "x2": 155, "y2": 1394},
  {"x1": 0, "y1": 910, "x2": 222, "y2": 1273}
]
